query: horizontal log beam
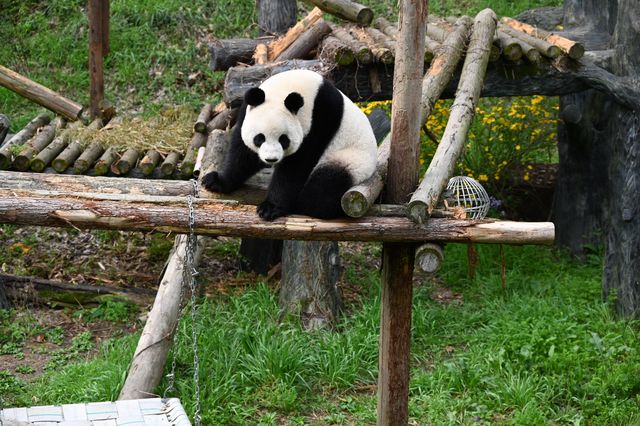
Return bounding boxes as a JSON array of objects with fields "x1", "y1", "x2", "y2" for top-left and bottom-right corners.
[{"x1": 0, "y1": 188, "x2": 554, "y2": 244}]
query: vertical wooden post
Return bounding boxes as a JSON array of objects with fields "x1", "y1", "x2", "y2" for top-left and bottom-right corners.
[
  {"x1": 88, "y1": 0, "x2": 106, "y2": 119},
  {"x1": 102, "y1": 0, "x2": 110, "y2": 56},
  {"x1": 377, "y1": 0, "x2": 427, "y2": 425}
]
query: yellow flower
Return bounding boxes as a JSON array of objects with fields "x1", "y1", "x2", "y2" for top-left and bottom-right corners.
[
  {"x1": 482, "y1": 116, "x2": 496, "y2": 125},
  {"x1": 478, "y1": 174, "x2": 489, "y2": 182},
  {"x1": 515, "y1": 145, "x2": 521, "y2": 151},
  {"x1": 523, "y1": 173, "x2": 530, "y2": 181}
]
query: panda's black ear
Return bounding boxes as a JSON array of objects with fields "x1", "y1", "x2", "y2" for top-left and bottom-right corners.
[
  {"x1": 245, "y1": 87, "x2": 265, "y2": 106},
  {"x1": 284, "y1": 92, "x2": 304, "y2": 114}
]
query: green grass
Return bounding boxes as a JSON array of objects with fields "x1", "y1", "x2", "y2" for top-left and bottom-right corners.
[{"x1": 6, "y1": 244, "x2": 639, "y2": 424}]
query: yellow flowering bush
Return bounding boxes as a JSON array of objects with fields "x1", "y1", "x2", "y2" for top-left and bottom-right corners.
[{"x1": 360, "y1": 95, "x2": 559, "y2": 198}]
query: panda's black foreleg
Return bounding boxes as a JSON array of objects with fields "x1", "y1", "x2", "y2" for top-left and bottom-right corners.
[
  {"x1": 202, "y1": 130, "x2": 264, "y2": 194},
  {"x1": 257, "y1": 164, "x2": 308, "y2": 221},
  {"x1": 295, "y1": 164, "x2": 353, "y2": 219}
]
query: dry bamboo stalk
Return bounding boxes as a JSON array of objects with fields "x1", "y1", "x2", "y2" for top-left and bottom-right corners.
[
  {"x1": 30, "y1": 120, "x2": 83, "y2": 172},
  {"x1": 52, "y1": 140, "x2": 83, "y2": 172},
  {"x1": 94, "y1": 146, "x2": 118, "y2": 175},
  {"x1": 113, "y1": 148, "x2": 139, "y2": 175},
  {"x1": 160, "y1": 151, "x2": 181, "y2": 177},
  {"x1": 327, "y1": 22, "x2": 373, "y2": 64},
  {"x1": 341, "y1": 16, "x2": 473, "y2": 217},
  {"x1": 194, "y1": 103, "x2": 213, "y2": 134},
  {"x1": 13, "y1": 117, "x2": 65, "y2": 171},
  {"x1": 0, "y1": 113, "x2": 51, "y2": 169},
  {"x1": 499, "y1": 24, "x2": 561, "y2": 59},
  {"x1": 268, "y1": 7, "x2": 324, "y2": 60},
  {"x1": 0, "y1": 65, "x2": 83, "y2": 121},
  {"x1": 73, "y1": 140, "x2": 105, "y2": 174},
  {"x1": 500, "y1": 16, "x2": 584, "y2": 59},
  {"x1": 0, "y1": 187, "x2": 555, "y2": 245},
  {"x1": 408, "y1": 9, "x2": 497, "y2": 223},
  {"x1": 303, "y1": 0, "x2": 373, "y2": 26},
  {"x1": 139, "y1": 149, "x2": 162, "y2": 176}
]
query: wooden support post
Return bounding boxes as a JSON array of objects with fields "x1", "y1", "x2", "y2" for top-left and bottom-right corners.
[
  {"x1": 408, "y1": 9, "x2": 497, "y2": 224},
  {"x1": 377, "y1": 1, "x2": 427, "y2": 425},
  {"x1": 89, "y1": 0, "x2": 106, "y2": 119}
]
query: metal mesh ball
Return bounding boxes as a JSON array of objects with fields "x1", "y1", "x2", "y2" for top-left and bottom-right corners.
[{"x1": 446, "y1": 176, "x2": 490, "y2": 219}]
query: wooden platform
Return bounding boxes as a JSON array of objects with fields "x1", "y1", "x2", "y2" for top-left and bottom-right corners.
[{"x1": 0, "y1": 398, "x2": 190, "y2": 425}]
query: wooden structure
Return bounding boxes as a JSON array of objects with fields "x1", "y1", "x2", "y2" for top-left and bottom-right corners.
[{"x1": 18, "y1": 0, "x2": 640, "y2": 423}]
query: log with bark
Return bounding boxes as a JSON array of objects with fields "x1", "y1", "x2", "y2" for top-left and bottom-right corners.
[
  {"x1": 348, "y1": 26, "x2": 394, "y2": 64},
  {"x1": 194, "y1": 103, "x2": 213, "y2": 133},
  {"x1": 408, "y1": 9, "x2": 497, "y2": 224},
  {"x1": 268, "y1": 7, "x2": 324, "y2": 61},
  {"x1": 13, "y1": 117, "x2": 65, "y2": 171},
  {"x1": 0, "y1": 114, "x2": 10, "y2": 145},
  {"x1": 499, "y1": 24, "x2": 561, "y2": 59},
  {"x1": 495, "y1": 30, "x2": 524, "y2": 61},
  {"x1": 206, "y1": 107, "x2": 238, "y2": 132},
  {"x1": 253, "y1": 43, "x2": 269, "y2": 65},
  {"x1": 181, "y1": 132, "x2": 208, "y2": 176},
  {"x1": 0, "y1": 65, "x2": 83, "y2": 121},
  {"x1": 0, "y1": 273, "x2": 156, "y2": 307},
  {"x1": 30, "y1": 120, "x2": 84, "y2": 172},
  {"x1": 276, "y1": 19, "x2": 332, "y2": 61},
  {"x1": 0, "y1": 188, "x2": 555, "y2": 244},
  {"x1": 139, "y1": 149, "x2": 162, "y2": 176},
  {"x1": 500, "y1": 16, "x2": 585, "y2": 59},
  {"x1": 94, "y1": 146, "x2": 118, "y2": 175},
  {"x1": 319, "y1": 34, "x2": 355, "y2": 66},
  {"x1": 373, "y1": 17, "x2": 436, "y2": 63},
  {"x1": 327, "y1": 22, "x2": 374, "y2": 64},
  {"x1": 160, "y1": 151, "x2": 181, "y2": 177},
  {"x1": 0, "y1": 113, "x2": 51, "y2": 169},
  {"x1": 209, "y1": 37, "x2": 274, "y2": 71},
  {"x1": 52, "y1": 140, "x2": 83, "y2": 173},
  {"x1": 341, "y1": 16, "x2": 473, "y2": 217},
  {"x1": 73, "y1": 140, "x2": 105, "y2": 174},
  {"x1": 303, "y1": 0, "x2": 373, "y2": 26},
  {"x1": 257, "y1": 0, "x2": 297, "y2": 36},
  {"x1": 112, "y1": 147, "x2": 139, "y2": 175}
]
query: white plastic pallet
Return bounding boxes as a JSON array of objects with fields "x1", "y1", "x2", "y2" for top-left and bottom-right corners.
[{"x1": 0, "y1": 398, "x2": 191, "y2": 426}]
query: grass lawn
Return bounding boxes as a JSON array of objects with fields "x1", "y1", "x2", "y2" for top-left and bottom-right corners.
[{"x1": 3, "y1": 0, "x2": 640, "y2": 425}]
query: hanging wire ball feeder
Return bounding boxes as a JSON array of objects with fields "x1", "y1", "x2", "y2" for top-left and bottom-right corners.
[{"x1": 446, "y1": 176, "x2": 490, "y2": 219}]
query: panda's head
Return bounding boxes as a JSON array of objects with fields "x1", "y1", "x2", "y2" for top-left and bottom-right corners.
[{"x1": 240, "y1": 87, "x2": 305, "y2": 165}]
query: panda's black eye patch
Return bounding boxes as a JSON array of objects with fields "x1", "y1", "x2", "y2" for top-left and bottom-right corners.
[
  {"x1": 279, "y1": 134, "x2": 290, "y2": 149},
  {"x1": 254, "y1": 133, "x2": 265, "y2": 147}
]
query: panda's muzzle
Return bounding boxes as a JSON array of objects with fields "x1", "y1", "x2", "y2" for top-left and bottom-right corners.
[{"x1": 264, "y1": 157, "x2": 279, "y2": 164}]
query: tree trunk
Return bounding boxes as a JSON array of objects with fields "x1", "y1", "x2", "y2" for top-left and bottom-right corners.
[
  {"x1": 553, "y1": 0, "x2": 616, "y2": 255},
  {"x1": 602, "y1": 0, "x2": 640, "y2": 318},
  {"x1": 256, "y1": 0, "x2": 297, "y2": 36}
]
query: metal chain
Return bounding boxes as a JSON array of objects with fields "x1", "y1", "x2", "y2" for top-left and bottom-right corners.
[{"x1": 163, "y1": 179, "x2": 201, "y2": 426}]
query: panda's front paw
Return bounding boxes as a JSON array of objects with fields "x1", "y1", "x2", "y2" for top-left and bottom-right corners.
[
  {"x1": 202, "y1": 171, "x2": 230, "y2": 194},
  {"x1": 257, "y1": 200, "x2": 288, "y2": 221}
]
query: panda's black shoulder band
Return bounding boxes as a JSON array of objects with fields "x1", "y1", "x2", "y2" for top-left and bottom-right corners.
[
  {"x1": 245, "y1": 87, "x2": 265, "y2": 106},
  {"x1": 284, "y1": 92, "x2": 304, "y2": 114}
]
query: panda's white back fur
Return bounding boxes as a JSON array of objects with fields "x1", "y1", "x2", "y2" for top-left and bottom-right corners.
[{"x1": 245, "y1": 69, "x2": 377, "y2": 185}]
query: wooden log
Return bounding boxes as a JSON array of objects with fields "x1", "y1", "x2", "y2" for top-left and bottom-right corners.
[
  {"x1": 194, "y1": 103, "x2": 213, "y2": 134},
  {"x1": 200, "y1": 130, "x2": 229, "y2": 179},
  {"x1": 408, "y1": 9, "x2": 497, "y2": 224},
  {"x1": 253, "y1": 43, "x2": 269, "y2": 65},
  {"x1": 495, "y1": 30, "x2": 524, "y2": 61},
  {"x1": 0, "y1": 273, "x2": 156, "y2": 307},
  {"x1": 0, "y1": 114, "x2": 9, "y2": 145},
  {"x1": 0, "y1": 188, "x2": 555, "y2": 244},
  {"x1": 319, "y1": 34, "x2": 355, "y2": 66},
  {"x1": 499, "y1": 24, "x2": 561, "y2": 59},
  {"x1": 13, "y1": 117, "x2": 65, "y2": 171},
  {"x1": 0, "y1": 170, "x2": 195, "y2": 196},
  {"x1": 118, "y1": 233, "x2": 206, "y2": 400},
  {"x1": 268, "y1": 7, "x2": 324, "y2": 61},
  {"x1": 160, "y1": 151, "x2": 181, "y2": 177},
  {"x1": 181, "y1": 132, "x2": 208, "y2": 176},
  {"x1": 224, "y1": 59, "x2": 326, "y2": 107},
  {"x1": 94, "y1": 146, "x2": 118, "y2": 175},
  {"x1": 341, "y1": 16, "x2": 473, "y2": 217},
  {"x1": 0, "y1": 65, "x2": 83, "y2": 121},
  {"x1": 366, "y1": 26, "x2": 396, "y2": 51},
  {"x1": 349, "y1": 26, "x2": 394, "y2": 64},
  {"x1": 257, "y1": 0, "x2": 297, "y2": 36},
  {"x1": 139, "y1": 149, "x2": 162, "y2": 176},
  {"x1": 192, "y1": 146, "x2": 206, "y2": 177},
  {"x1": 327, "y1": 22, "x2": 374, "y2": 64},
  {"x1": 276, "y1": 19, "x2": 332, "y2": 61},
  {"x1": 209, "y1": 37, "x2": 274, "y2": 71},
  {"x1": 0, "y1": 113, "x2": 51, "y2": 169},
  {"x1": 52, "y1": 140, "x2": 83, "y2": 173},
  {"x1": 500, "y1": 16, "x2": 585, "y2": 59},
  {"x1": 373, "y1": 17, "x2": 435, "y2": 63},
  {"x1": 426, "y1": 22, "x2": 448, "y2": 42},
  {"x1": 89, "y1": 0, "x2": 105, "y2": 119},
  {"x1": 73, "y1": 140, "x2": 105, "y2": 174},
  {"x1": 415, "y1": 243, "x2": 444, "y2": 274},
  {"x1": 303, "y1": 0, "x2": 373, "y2": 26},
  {"x1": 30, "y1": 120, "x2": 83, "y2": 172},
  {"x1": 206, "y1": 107, "x2": 239, "y2": 132},
  {"x1": 113, "y1": 148, "x2": 139, "y2": 175},
  {"x1": 377, "y1": 0, "x2": 427, "y2": 422}
]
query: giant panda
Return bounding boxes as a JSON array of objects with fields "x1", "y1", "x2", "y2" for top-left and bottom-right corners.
[{"x1": 202, "y1": 69, "x2": 377, "y2": 221}]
